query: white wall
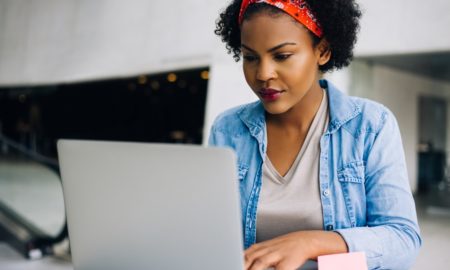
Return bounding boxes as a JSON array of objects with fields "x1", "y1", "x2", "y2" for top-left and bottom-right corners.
[
  {"x1": 356, "y1": 0, "x2": 450, "y2": 56},
  {"x1": 203, "y1": 44, "x2": 257, "y2": 144},
  {"x1": 2, "y1": 0, "x2": 450, "y2": 86},
  {"x1": 0, "y1": 0, "x2": 223, "y2": 86},
  {"x1": 324, "y1": 69, "x2": 351, "y2": 94},
  {"x1": 349, "y1": 60, "x2": 450, "y2": 192}
]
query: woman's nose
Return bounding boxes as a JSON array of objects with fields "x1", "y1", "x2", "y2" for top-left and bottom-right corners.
[{"x1": 256, "y1": 60, "x2": 276, "y2": 82}]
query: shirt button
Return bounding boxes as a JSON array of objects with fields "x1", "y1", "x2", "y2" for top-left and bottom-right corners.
[
  {"x1": 326, "y1": 225, "x2": 334, "y2": 231},
  {"x1": 323, "y1": 189, "x2": 330, "y2": 197}
]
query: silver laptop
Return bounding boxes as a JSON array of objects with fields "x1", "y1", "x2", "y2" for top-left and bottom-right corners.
[{"x1": 57, "y1": 139, "x2": 244, "y2": 270}]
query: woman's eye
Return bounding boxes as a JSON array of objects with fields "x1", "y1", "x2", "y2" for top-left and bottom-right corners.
[
  {"x1": 243, "y1": 55, "x2": 257, "y2": 62},
  {"x1": 274, "y1": 54, "x2": 292, "y2": 61}
]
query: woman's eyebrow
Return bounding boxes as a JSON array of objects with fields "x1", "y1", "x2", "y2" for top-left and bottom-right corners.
[{"x1": 241, "y1": 42, "x2": 297, "y2": 53}]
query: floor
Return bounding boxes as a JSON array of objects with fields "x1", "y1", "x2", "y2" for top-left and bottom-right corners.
[
  {"x1": 0, "y1": 161, "x2": 449, "y2": 269},
  {"x1": 412, "y1": 195, "x2": 450, "y2": 269},
  {"x1": 0, "y1": 243, "x2": 72, "y2": 270}
]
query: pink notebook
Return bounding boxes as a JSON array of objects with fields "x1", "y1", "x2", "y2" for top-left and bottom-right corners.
[{"x1": 318, "y1": 252, "x2": 368, "y2": 270}]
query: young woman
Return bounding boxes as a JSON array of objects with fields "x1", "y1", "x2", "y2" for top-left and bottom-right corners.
[{"x1": 209, "y1": 1, "x2": 421, "y2": 269}]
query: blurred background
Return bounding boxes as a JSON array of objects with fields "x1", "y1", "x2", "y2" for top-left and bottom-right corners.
[{"x1": 0, "y1": 0, "x2": 449, "y2": 269}]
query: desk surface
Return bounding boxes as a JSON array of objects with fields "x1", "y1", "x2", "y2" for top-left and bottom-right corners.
[{"x1": 0, "y1": 243, "x2": 73, "y2": 270}]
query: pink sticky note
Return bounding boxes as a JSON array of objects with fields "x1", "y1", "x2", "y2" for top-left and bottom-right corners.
[{"x1": 318, "y1": 252, "x2": 368, "y2": 270}]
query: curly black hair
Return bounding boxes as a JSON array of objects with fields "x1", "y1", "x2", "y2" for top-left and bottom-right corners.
[{"x1": 214, "y1": 0, "x2": 362, "y2": 73}]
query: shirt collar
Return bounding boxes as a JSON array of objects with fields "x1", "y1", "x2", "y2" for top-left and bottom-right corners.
[{"x1": 320, "y1": 79, "x2": 361, "y2": 134}]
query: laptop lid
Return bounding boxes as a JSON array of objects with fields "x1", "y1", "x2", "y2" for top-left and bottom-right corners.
[{"x1": 57, "y1": 140, "x2": 244, "y2": 270}]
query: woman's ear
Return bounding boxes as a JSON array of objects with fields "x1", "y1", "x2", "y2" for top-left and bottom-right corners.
[{"x1": 315, "y1": 39, "x2": 331, "y2": 66}]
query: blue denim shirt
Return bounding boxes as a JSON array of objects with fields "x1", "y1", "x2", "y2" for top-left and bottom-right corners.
[{"x1": 208, "y1": 80, "x2": 421, "y2": 270}]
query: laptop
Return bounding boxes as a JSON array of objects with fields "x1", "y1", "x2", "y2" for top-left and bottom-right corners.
[{"x1": 57, "y1": 139, "x2": 244, "y2": 270}]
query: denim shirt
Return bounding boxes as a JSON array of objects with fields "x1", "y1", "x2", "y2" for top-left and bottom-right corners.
[{"x1": 208, "y1": 80, "x2": 421, "y2": 270}]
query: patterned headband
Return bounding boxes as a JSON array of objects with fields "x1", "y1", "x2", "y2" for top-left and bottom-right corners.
[{"x1": 238, "y1": 0, "x2": 323, "y2": 38}]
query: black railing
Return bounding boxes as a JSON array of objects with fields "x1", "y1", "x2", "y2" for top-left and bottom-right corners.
[{"x1": 0, "y1": 133, "x2": 68, "y2": 259}]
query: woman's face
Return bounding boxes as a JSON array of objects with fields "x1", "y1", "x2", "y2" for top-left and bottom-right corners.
[{"x1": 240, "y1": 12, "x2": 329, "y2": 115}]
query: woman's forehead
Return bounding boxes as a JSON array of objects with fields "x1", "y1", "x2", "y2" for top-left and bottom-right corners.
[{"x1": 240, "y1": 13, "x2": 310, "y2": 46}]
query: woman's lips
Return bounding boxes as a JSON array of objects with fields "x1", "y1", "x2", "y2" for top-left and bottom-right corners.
[{"x1": 259, "y1": 88, "x2": 284, "y2": 101}]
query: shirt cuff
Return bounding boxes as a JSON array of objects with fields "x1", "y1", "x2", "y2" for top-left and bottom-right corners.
[{"x1": 335, "y1": 227, "x2": 383, "y2": 269}]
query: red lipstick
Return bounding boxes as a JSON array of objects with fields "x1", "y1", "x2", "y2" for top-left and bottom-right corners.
[{"x1": 259, "y1": 88, "x2": 283, "y2": 101}]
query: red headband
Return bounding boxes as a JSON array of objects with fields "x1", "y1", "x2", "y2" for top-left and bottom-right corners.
[{"x1": 238, "y1": 0, "x2": 323, "y2": 38}]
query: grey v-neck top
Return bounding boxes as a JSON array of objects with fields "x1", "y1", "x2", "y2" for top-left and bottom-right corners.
[{"x1": 256, "y1": 89, "x2": 329, "y2": 243}]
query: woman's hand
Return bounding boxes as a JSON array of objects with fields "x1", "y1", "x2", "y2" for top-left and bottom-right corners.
[
  {"x1": 244, "y1": 231, "x2": 348, "y2": 270},
  {"x1": 244, "y1": 231, "x2": 310, "y2": 270}
]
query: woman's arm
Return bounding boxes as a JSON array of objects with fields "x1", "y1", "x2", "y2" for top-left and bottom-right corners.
[
  {"x1": 244, "y1": 230, "x2": 347, "y2": 270},
  {"x1": 335, "y1": 108, "x2": 422, "y2": 269}
]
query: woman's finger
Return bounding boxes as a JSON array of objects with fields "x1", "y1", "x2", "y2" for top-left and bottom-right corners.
[
  {"x1": 244, "y1": 245, "x2": 272, "y2": 269},
  {"x1": 247, "y1": 252, "x2": 281, "y2": 270}
]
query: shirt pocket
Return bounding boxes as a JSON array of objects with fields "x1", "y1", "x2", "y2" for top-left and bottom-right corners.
[{"x1": 337, "y1": 161, "x2": 366, "y2": 227}]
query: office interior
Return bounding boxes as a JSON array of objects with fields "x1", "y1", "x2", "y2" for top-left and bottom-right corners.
[{"x1": 1, "y1": 0, "x2": 450, "y2": 269}]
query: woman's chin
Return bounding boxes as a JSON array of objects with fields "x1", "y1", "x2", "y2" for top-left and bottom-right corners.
[{"x1": 261, "y1": 102, "x2": 289, "y2": 116}]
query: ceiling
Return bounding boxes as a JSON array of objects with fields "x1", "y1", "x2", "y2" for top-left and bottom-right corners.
[{"x1": 357, "y1": 51, "x2": 450, "y2": 83}]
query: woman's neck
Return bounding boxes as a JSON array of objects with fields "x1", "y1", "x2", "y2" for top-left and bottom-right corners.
[{"x1": 266, "y1": 82, "x2": 324, "y2": 133}]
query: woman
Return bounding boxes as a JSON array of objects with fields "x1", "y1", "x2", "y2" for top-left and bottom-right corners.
[{"x1": 209, "y1": 0, "x2": 422, "y2": 269}]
